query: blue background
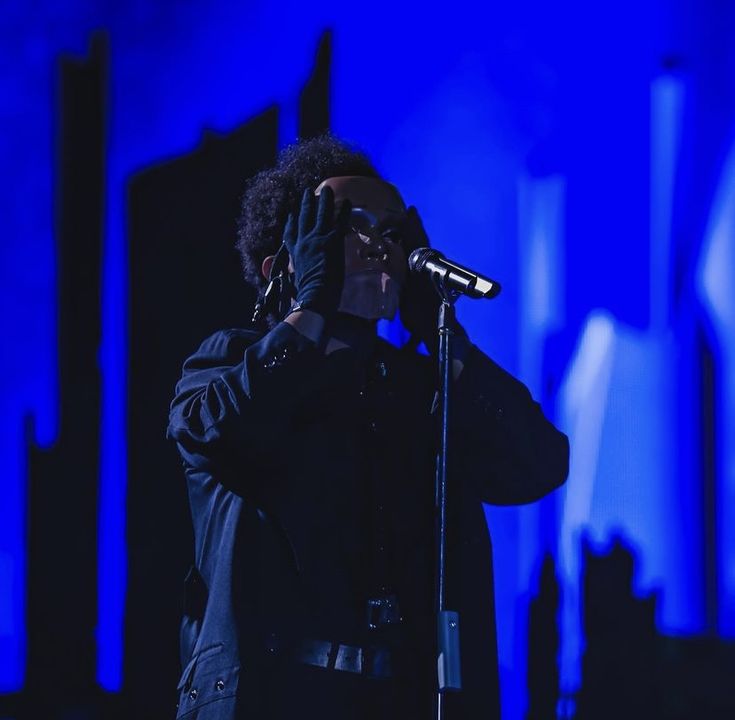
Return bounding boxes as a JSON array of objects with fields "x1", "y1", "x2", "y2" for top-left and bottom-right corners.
[{"x1": 2, "y1": 1, "x2": 735, "y2": 717}]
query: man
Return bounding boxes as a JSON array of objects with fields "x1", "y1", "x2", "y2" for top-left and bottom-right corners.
[{"x1": 167, "y1": 135, "x2": 568, "y2": 719}]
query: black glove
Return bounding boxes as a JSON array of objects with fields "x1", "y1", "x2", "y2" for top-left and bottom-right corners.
[
  {"x1": 282, "y1": 186, "x2": 352, "y2": 320},
  {"x1": 397, "y1": 206, "x2": 468, "y2": 356}
]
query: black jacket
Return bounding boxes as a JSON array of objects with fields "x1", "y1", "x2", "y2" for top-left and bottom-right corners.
[{"x1": 167, "y1": 321, "x2": 569, "y2": 719}]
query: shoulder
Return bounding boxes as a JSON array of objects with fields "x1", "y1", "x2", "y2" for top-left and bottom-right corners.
[
  {"x1": 198, "y1": 327, "x2": 264, "y2": 355},
  {"x1": 182, "y1": 328, "x2": 264, "y2": 371}
]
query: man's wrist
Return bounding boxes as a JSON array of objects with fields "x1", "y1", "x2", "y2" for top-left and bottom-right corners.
[{"x1": 283, "y1": 307, "x2": 327, "y2": 348}]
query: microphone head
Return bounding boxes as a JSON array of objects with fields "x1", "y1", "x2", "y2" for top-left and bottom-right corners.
[{"x1": 408, "y1": 247, "x2": 441, "y2": 273}]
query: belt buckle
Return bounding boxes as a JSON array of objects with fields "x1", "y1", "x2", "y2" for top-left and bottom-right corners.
[
  {"x1": 366, "y1": 593, "x2": 402, "y2": 630},
  {"x1": 334, "y1": 644, "x2": 363, "y2": 673},
  {"x1": 335, "y1": 644, "x2": 392, "y2": 678},
  {"x1": 298, "y1": 640, "x2": 392, "y2": 678}
]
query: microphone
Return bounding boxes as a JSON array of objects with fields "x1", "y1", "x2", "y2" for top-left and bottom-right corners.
[{"x1": 408, "y1": 248, "x2": 501, "y2": 299}]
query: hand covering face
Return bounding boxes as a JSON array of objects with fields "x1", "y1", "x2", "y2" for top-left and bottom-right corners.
[{"x1": 282, "y1": 186, "x2": 352, "y2": 320}]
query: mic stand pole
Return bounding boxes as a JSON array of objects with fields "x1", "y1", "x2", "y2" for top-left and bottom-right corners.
[{"x1": 433, "y1": 280, "x2": 462, "y2": 720}]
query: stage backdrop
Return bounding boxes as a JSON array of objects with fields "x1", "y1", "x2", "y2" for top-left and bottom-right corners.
[{"x1": 2, "y1": 1, "x2": 735, "y2": 718}]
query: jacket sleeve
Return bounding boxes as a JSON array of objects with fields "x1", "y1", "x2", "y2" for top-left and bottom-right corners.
[
  {"x1": 451, "y1": 344, "x2": 569, "y2": 505},
  {"x1": 167, "y1": 322, "x2": 336, "y2": 479}
]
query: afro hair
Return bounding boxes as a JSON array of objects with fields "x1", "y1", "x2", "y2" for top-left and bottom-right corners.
[{"x1": 236, "y1": 134, "x2": 380, "y2": 294}]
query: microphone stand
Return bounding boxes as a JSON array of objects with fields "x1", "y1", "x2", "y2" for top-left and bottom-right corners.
[{"x1": 433, "y1": 278, "x2": 462, "y2": 720}]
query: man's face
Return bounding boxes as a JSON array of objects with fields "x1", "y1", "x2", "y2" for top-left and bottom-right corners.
[{"x1": 315, "y1": 175, "x2": 407, "y2": 321}]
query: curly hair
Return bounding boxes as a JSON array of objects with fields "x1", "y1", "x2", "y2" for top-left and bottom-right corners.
[{"x1": 236, "y1": 134, "x2": 379, "y2": 294}]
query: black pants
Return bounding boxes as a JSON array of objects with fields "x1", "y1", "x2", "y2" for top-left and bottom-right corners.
[{"x1": 253, "y1": 661, "x2": 433, "y2": 720}]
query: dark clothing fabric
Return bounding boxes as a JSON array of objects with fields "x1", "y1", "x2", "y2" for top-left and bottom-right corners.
[{"x1": 167, "y1": 321, "x2": 569, "y2": 719}]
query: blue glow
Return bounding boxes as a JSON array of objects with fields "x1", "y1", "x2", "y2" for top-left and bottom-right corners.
[
  {"x1": 2, "y1": 2, "x2": 734, "y2": 715},
  {"x1": 696, "y1": 142, "x2": 735, "y2": 637},
  {"x1": 97, "y1": 175, "x2": 127, "y2": 690},
  {"x1": 495, "y1": 173, "x2": 566, "y2": 716},
  {"x1": 517, "y1": 174, "x2": 566, "y2": 399},
  {"x1": 0, "y1": 4, "x2": 61, "y2": 689},
  {"x1": 649, "y1": 76, "x2": 684, "y2": 331},
  {"x1": 0, "y1": 424, "x2": 27, "y2": 692},
  {"x1": 557, "y1": 311, "x2": 617, "y2": 693}
]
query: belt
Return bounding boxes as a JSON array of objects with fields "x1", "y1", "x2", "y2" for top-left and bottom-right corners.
[{"x1": 295, "y1": 639, "x2": 393, "y2": 679}]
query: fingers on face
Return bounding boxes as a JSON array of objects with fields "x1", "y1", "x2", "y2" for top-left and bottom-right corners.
[
  {"x1": 315, "y1": 185, "x2": 334, "y2": 231},
  {"x1": 293, "y1": 185, "x2": 353, "y2": 246},
  {"x1": 298, "y1": 187, "x2": 316, "y2": 237}
]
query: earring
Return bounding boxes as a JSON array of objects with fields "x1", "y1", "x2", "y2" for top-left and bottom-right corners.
[{"x1": 251, "y1": 243, "x2": 292, "y2": 325}]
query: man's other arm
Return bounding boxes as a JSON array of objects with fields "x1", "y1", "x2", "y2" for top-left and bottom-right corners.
[{"x1": 451, "y1": 343, "x2": 569, "y2": 505}]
